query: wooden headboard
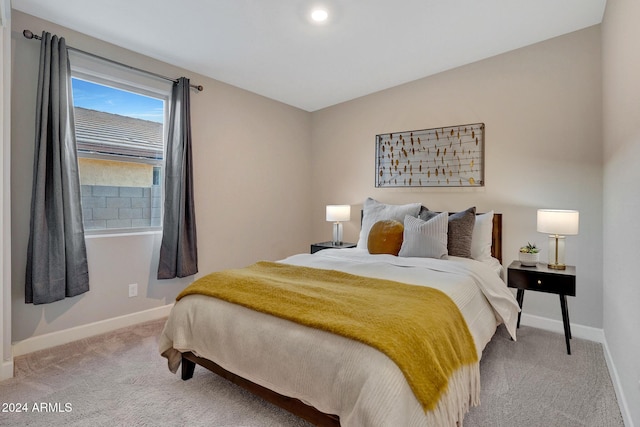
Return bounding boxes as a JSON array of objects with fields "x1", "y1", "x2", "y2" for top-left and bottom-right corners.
[
  {"x1": 360, "y1": 210, "x2": 503, "y2": 263},
  {"x1": 491, "y1": 213, "x2": 502, "y2": 263}
]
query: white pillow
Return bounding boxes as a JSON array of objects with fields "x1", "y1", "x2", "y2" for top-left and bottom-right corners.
[
  {"x1": 357, "y1": 198, "x2": 421, "y2": 249},
  {"x1": 398, "y1": 213, "x2": 448, "y2": 259},
  {"x1": 471, "y1": 211, "x2": 494, "y2": 261}
]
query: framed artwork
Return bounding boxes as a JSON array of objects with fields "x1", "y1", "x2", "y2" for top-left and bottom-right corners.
[{"x1": 375, "y1": 123, "x2": 485, "y2": 188}]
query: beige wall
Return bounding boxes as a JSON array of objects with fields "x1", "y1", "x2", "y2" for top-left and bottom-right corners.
[
  {"x1": 311, "y1": 26, "x2": 603, "y2": 329},
  {"x1": 602, "y1": 0, "x2": 640, "y2": 424},
  {"x1": 10, "y1": 10, "x2": 312, "y2": 342},
  {"x1": 79, "y1": 158, "x2": 154, "y2": 187}
]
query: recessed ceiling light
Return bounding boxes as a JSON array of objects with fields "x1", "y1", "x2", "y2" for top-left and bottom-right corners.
[{"x1": 311, "y1": 8, "x2": 328, "y2": 22}]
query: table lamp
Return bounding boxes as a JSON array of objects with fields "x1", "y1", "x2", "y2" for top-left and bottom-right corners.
[
  {"x1": 537, "y1": 209, "x2": 579, "y2": 270},
  {"x1": 326, "y1": 205, "x2": 351, "y2": 245}
]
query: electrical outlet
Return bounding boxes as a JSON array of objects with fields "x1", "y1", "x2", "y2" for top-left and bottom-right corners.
[{"x1": 128, "y1": 283, "x2": 138, "y2": 298}]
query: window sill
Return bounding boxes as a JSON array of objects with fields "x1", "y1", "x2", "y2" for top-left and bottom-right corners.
[{"x1": 84, "y1": 229, "x2": 162, "y2": 239}]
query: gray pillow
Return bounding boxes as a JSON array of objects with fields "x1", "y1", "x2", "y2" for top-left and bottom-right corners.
[
  {"x1": 398, "y1": 213, "x2": 448, "y2": 259},
  {"x1": 420, "y1": 207, "x2": 476, "y2": 258}
]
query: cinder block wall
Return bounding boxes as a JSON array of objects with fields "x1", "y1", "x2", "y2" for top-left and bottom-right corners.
[{"x1": 81, "y1": 184, "x2": 161, "y2": 230}]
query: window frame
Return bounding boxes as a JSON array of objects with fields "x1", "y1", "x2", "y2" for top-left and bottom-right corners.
[{"x1": 70, "y1": 52, "x2": 172, "y2": 235}]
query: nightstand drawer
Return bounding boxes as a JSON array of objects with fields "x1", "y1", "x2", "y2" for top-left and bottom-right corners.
[{"x1": 508, "y1": 267, "x2": 576, "y2": 296}]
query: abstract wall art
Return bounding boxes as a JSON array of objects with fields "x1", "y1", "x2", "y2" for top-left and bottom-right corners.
[{"x1": 375, "y1": 123, "x2": 485, "y2": 188}]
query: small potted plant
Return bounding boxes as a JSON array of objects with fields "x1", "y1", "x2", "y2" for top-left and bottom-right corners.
[{"x1": 519, "y1": 242, "x2": 540, "y2": 266}]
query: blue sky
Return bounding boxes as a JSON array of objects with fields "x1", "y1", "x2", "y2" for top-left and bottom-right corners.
[{"x1": 71, "y1": 78, "x2": 164, "y2": 123}]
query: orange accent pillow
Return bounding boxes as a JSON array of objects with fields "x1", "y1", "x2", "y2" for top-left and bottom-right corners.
[{"x1": 368, "y1": 220, "x2": 404, "y2": 255}]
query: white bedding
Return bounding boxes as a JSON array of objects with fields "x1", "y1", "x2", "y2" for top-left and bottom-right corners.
[{"x1": 159, "y1": 249, "x2": 520, "y2": 426}]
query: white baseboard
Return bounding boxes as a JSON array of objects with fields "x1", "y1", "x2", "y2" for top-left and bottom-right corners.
[
  {"x1": 519, "y1": 313, "x2": 605, "y2": 343},
  {"x1": 1, "y1": 358, "x2": 13, "y2": 380},
  {"x1": 12, "y1": 304, "x2": 173, "y2": 357},
  {"x1": 602, "y1": 337, "x2": 634, "y2": 427},
  {"x1": 520, "y1": 314, "x2": 633, "y2": 427}
]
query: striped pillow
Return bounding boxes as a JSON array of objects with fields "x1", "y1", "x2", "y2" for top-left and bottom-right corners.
[
  {"x1": 398, "y1": 212, "x2": 448, "y2": 259},
  {"x1": 420, "y1": 207, "x2": 477, "y2": 258}
]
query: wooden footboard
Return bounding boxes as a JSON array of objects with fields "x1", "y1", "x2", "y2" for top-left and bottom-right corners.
[{"x1": 181, "y1": 352, "x2": 340, "y2": 427}]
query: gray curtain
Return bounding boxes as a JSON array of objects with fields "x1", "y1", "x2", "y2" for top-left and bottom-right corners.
[
  {"x1": 157, "y1": 77, "x2": 198, "y2": 279},
  {"x1": 25, "y1": 32, "x2": 89, "y2": 304}
]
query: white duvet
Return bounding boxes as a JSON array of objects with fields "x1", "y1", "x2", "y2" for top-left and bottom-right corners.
[{"x1": 159, "y1": 249, "x2": 520, "y2": 426}]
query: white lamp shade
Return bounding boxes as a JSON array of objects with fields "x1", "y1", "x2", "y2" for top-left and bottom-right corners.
[
  {"x1": 326, "y1": 205, "x2": 351, "y2": 222},
  {"x1": 537, "y1": 209, "x2": 579, "y2": 235}
]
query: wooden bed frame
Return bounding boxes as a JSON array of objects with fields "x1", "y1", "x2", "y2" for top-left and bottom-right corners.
[
  {"x1": 181, "y1": 351, "x2": 341, "y2": 426},
  {"x1": 180, "y1": 213, "x2": 503, "y2": 426}
]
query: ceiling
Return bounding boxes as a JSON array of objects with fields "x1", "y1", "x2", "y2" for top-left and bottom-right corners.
[{"x1": 12, "y1": 0, "x2": 607, "y2": 112}]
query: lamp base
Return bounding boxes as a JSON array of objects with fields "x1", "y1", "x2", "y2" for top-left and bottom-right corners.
[
  {"x1": 548, "y1": 235, "x2": 566, "y2": 270},
  {"x1": 332, "y1": 222, "x2": 343, "y2": 246}
]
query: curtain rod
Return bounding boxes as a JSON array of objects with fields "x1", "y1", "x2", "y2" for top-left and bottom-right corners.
[{"x1": 23, "y1": 29, "x2": 204, "y2": 92}]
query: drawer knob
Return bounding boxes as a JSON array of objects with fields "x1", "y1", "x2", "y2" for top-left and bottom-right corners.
[{"x1": 537, "y1": 279, "x2": 542, "y2": 285}]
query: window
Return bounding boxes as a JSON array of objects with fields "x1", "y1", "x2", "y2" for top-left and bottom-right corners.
[{"x1": 70, "y1": 53, "x2": 171, "y2": 233}]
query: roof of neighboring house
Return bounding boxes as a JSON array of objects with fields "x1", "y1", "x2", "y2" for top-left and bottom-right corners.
[{"x1": 74, "y1": 107, "x2": 163, "y2": 160}]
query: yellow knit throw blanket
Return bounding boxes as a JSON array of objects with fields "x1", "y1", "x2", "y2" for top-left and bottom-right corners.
[{"x1": 176, "y1": 261, "x2": 478, "y2": 412}]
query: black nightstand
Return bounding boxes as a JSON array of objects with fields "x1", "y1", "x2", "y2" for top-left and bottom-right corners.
[
  {"x1": 310, "y1": 242, "x2": 356, "y2": 254},
  {"x1": 507, "y1": 261, "x2": 576, "y2": 354}
]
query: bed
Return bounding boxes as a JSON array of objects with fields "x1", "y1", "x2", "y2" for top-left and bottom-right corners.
[{"x1": 159, "y1": 204, "x2": 520, "y2": 426}]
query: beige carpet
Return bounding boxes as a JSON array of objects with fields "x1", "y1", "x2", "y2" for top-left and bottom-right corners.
[
  {"x1": 0, "y1": 319, "x2": 624, "y2": 426},
  {"x1": 465, "y1": 325, "x2": 624, "y2": 427}
]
